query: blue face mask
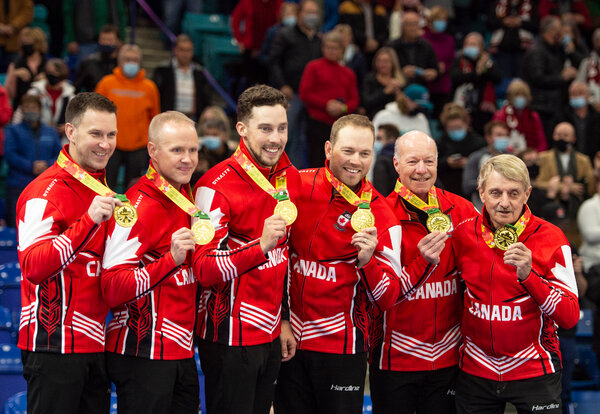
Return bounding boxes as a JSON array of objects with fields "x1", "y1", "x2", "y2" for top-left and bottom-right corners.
[
  {"x1": 203, "y1": 136, "x2": 222, "y2": 151},
  {"x1": 513, "y1": 96, "x2": 527, "y2": 110},
  {"x1": 448, "y1": 128, "x2": 467, "y2": 142},
  {"x1": 432, "y1": 20, "x2": 447, "y2": 33},
  {"x1": 463, "y1": 46, "x2": 479, "y2": 60},
  {"x1": 122, "y1": 62, "x2": 140, "y2": 78},
  {"x1": 569, "y1": 96, "x2": 587, "y2": 109},
  {"x1": 493, "y1": 137, "x2": 510, "y2": 153},
  {"x1": 561, "y1": 34, "x2": 572, "y2": 46},
  {"x1": 373, "y1": 140, "x2": 384, "y2": 154},
  {"x1": 282, "y1": 16, "x2": 297, "y2": 27}
]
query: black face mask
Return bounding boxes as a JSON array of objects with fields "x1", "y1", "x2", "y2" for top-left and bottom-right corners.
[
  {"x1": 46, "y1": 74, "x2": 62, "y2": 86},
  {"x1": 527, "y1": 164, "x2": 540, "y2": 179},
  {"x1": 98, "y1": 44, "x2": 117, "y2": 57},
  {"x1": 554, "y1": 139, "x2": 570, "y2": 153},
  {"x1": 21, "y1": 44, "x2": 34, "y2": 57}
]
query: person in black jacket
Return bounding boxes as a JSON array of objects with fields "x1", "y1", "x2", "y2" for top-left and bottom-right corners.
[
  {"x1": 74, "y1": 24, "x2": 120, "y2": 92},
  {"x1": 437, "y1": 102, "x2": 486, "y2": 197},
  {"x1": 372, "y1": 123, "x2": 399, "y2": 196},
  {"x1": 554, "y1": 81, "x2": 600, "y2": 161},
  {"x1": 450, "y1": 32, "x2": 502, "y2": 135},
  {"x1": 522, "y1": 16, "x2": 581, "y2": 145},
  {"x1": 268, "y1": 0, "x2": 322, "y2": 168},
  {"x1": 386, "y1": 11, "x2": 437, "y2": 86},
  {"x1": 152, "y1": 34, "x2": 210, "y2": 122}
]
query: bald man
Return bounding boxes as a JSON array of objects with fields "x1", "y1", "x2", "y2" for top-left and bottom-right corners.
[
  {"x1": 370, "y1": 131, "x2": 477, "y2": 414},
  {"x1": 536, "y1": 121, "x2": 595, "y2": 219},
  {"x1": 101, "y1": 111, "x2": 200, "y2": 413}
]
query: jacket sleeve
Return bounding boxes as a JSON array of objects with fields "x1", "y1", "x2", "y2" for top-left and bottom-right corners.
[
  {"x1": 298, "y1": 62, "x2": 329, "y2": 111},
  {"x1": 18, "y1": 197, "x2": 100, "y2": 285},
  {"x1": 101, "y1": 218, "x2": 182, "y2": 309},
  {"x1": 462, "y1": 153, "x2": 480, "y2": 196},
  {"x1": 267, "y1": 29, "x2": 288, "y2": 89},
  {"x1": 192, "y1": 185, "x2": 268, "y2": 287},
  {"x1": 11, "y1": 0, "x2": 34, "y2": 32},
  {"x1": 230, "y1": 0, "x2": 247, "y2": 46},
  {"x1": 345, "y1": 71, "x2": 360, "y2": 113},
  {"x1": 4, "y1": 126, "x2": 34, "y2": 174},
  {"x1": 520, "y1": 243, "x2": 580, "y2": 329},
  {"x1": 358, "y1": 224, "x2": 402, "y2": 311},
  {"x1": 577, "y1": 198, "x2": 600, "y2": 244},
  {"x1": 0, "y1": 86, "x2": 13, "y2": 126}
]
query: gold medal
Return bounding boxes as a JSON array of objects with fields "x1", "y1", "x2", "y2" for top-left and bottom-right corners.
[
  {"x1": 351, "y1": 208, "x2": 375, "y2": 232},
  {"x1": 113, "y1": 202, "x2": 138, "y2": 227},
  {"x1": 426, "y1": 212, "x2": 451, "y2": 233},
  {"x1": 274, "y1": 199, "x2": 297, "y2": 225},
  {"x1": 192, "y1": 219, "x2": 215, "y2": 245},
  {"x1": 493, "y1": 226, "x2": 518, "y2": 251}
]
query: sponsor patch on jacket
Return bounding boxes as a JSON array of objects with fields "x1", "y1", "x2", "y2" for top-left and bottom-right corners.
[{"x1": 335, "y1": 211, "x2": 352, "y2": 231}]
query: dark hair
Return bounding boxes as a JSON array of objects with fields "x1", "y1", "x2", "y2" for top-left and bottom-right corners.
[
  {"x1": 484, "y1": 120, "x2": 508, "y2": 137},
  {"x1": 377, "y1": 123, "x2": 400, "y2": 141},
  {"x1": 99, "y1": 24, "x2": 119, "y2": 38},
  {"x1": 66, "y1": 92, "x2": 117, "y2": 126},
  {"x1": 237, "y1": 85, "x2": 288, "y2": 124},
  {"x1": 46, "y1": 58, "x2": 69, "y2": 79},
  {"x1": 175, "y1": 34, "x2": 193, "y2": 47},
  {"x1": 20, "y1": 94, "x2": 42, "y2": 109}
]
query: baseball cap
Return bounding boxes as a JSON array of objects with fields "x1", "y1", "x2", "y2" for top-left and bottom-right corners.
[{"x1": 404, "y1": 84, "x2": 433, "y2": 111}]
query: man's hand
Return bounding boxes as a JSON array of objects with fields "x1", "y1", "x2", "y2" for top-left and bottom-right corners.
[
  {"x1": 365, "y1": 38, "x2": 379, "y2": 53},
  {"x1": 561, "y1": 66, "x2": 577, "y2": 81},
  {"x1": 504, "y1": 242, "x2": 532, "y2": 281},
  {"x1": 170, "y1": 227, "x2": 196, "y2": 266},
  {"x1": 32, "y1": 160, "x2": 48, "y2": 176},
  {"x1": 260, "y1": 215, "x2": 287, "y2": 254},
  {"x1": 280, "y1": 320, "x2": 297, "y2": 362},
  {"x1": 423, "y1": 68, "x2": 437, "y2": 82},
  {"x1": 352, "y1": 227, "x2": 378, "y2": 268},
  {"x1": 88, "y1": 196, "x2": 121, "y2": 225},
  {"x1": 326, "y1": 100, "x2": 346, "y2": 117},
  {"x1": 13, "y1": 67, "x2": 31, "y2": 82},
  {"x1": 403, "y1": 65, "x2": 417, "y2": 78},
  {"x1": 417, "y1": 231, "x2": 448, "y2": 265}
]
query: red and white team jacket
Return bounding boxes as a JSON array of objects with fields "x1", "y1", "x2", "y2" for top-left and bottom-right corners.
[
  {"x1": 17, "y1": 146, "x2": 109, "y2": 354},
  {"x1": 192, "y1": 140, "x2": 300, "y2": 347},
  {"x1": 372, "y1": 186, "x2": 478, "y2": 371},
  {"x1": 288, "y1": 167, "x2": 402, "y2": 355},
  {"x1": 101, "y1": 171, "x2": 197, "y2": 360},
  {"x1": 452, "y1": 207, "x2": 579, "y2": 381}
]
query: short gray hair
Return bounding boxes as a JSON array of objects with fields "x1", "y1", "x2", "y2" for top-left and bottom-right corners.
[
  {"x1": 148, "y1": 111, "x2": 196, "y2": 143},
  {"x1": 478, "y1": 154, "x2": 530, "y2": 191}
]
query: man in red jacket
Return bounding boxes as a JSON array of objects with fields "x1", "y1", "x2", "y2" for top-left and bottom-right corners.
[
  {"x1": 275, "y1": 116, "x2": 447, "y2": 414},
  {"x1": 452, "y1": 154, "x2": 579, "y2": 413},
  {"x1": 192, "y1": 85, "x2": 300, "y2": 414},
  {"x1": 101, "y1": 111, "x2": 200, "y2": 413},
  {"x1": 16, "y1": 92, "x2": 119, "y2": 414},
  {"x1": 370, "y1": 130, "x2": 477, "y2": 414}
]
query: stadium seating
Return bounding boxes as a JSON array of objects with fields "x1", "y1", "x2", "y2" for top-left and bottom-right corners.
[
  {"x1": 571, "y1": 390, "x2": 600, "y2": 414},
  {"x1": 0, "y1": 306, "x2": 15, "y2": 344},
  {"x1": 0, "y1": 227, "x2": 17, "y2": 265},
  {"x1": 182, "y1": 13, "x2": 231, "y2": 59},
  {"x1": 0, "y1": 262, "x2": 20, "y2": 327},
  {"x1": 3, "y1": 390, "x2": 26, "y2": 414},
  {"x1": 0, "y1": 344, "x2": 26, "y2": 411}
]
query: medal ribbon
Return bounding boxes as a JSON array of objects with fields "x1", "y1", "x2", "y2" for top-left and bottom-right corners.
[
  {"x1": 146, "y1": 165, "x2": 209, "y2": 220},
  {"x1": 394, "y1": 180, "x2": 441, "y2": 215},
  {"x1": 481, "y1": 206, "x2": 532, "y2": 248},
  {"x1": 57, "y1": 150, "x2": 116, "y2": 197},
  {"x1": 233, "y1": 147, "x2": 290, "y2": 201},
  {"x1": 324, "y1": 169, "x2": 372, "y2": 209}
]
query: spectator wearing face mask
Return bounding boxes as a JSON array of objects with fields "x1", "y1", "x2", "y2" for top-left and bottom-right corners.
[
  {"x1": 5, "y1": 27, "x2": 47, "y2": 111},
  {"x1": 463, "y1": 120, "x2": 511, "y2": 209},
  {"x1": 493, "y1": 79, "x2": 546, "y2": 152},
  {"x1": 95, "y1": 44, "x2": 160, "y2": 189},
  {"x1": 4, "y1": 94, "x2": 61, "y2": 227},
  {"x1": 74, "y1": 24, "x2": 120, "y2": 93},
  {"x1": 438, "y1": 102, "x2": 485, "y2": 197},
  {"x1": 553, "y1": 81, "x2": 600, "y2": 160},
  {"x1": 576, "y1": 28, "x2": 600, "y2": 112},
  {"x1": 192, "y1": 117, "x2": 234, "y2": 187},
  {"x1": 372, "y1": 83, "x2": 432, "y2": 138},
  {"x1": 20, "y1": 58, "x2": 75, "y2": 138},
  {"x1": 258, "y1": 2, "x2": 299, "y2": 70},
  {"x1": 537, "y1": 121, "x2": 595, "y2": 218}
]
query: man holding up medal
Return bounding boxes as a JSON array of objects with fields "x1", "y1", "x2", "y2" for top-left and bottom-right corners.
[
  {"x1": 192, "y1": 85, "x2": 300, "y2": 414},
  {"x1": 451, "y1": 154, "x2": 580, "y2": 413},
  {"x1": 101, "y1": 111, "x2": 204, "y2": 413},
  {"x1": 16, "y1": 92, "x2": 119, "y2": 413},
  {"x1": 369, "y1": 131, "x2": 478, "y2": 414},
  {"x1": 275, "y1": 115, "x2": 422, "y2": 414}
]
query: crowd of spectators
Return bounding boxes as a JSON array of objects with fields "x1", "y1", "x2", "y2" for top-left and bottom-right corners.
[{"x1": 2, "y1": 0, "x2": 600, "y2": 408}]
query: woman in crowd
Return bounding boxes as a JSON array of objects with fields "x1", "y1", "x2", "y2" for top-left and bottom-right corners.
[{"x1": 361, "y1": 47, "x2": 405, "y2": 119}]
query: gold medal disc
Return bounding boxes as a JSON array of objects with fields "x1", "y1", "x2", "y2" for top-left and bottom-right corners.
[
  {"x1": 114, "y1": 202, "x2": 138, "y2": 227},
  {"x1": 274, "y1": 200, "x2": 298, "y2": 225},
  {"x1": 351, "y1": 208, "x2": 375, "y2": 232},
  {"x1": 426, "y1": 212, "x2": 452, "y2": 233},
  {"x1": 493, "y1": 226, "x2": 518, "y2": 250},
  {"x1": 192, "y1": 219, "x2": 215, "y2": 245}
]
